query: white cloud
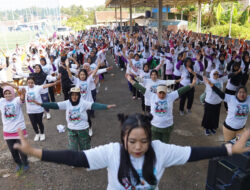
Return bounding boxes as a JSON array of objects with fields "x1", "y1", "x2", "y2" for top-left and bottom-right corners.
[
  {"x1": 59, "y1": 0, "x2": 106, "y2": 8},
  {"x1": 0, "y1": 0, "x2": 106, "y2": 11}
]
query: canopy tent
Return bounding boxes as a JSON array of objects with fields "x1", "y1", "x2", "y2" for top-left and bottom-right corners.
[
  {"x1": 105, "y1": 0, "x2": 238, "y2": 42},
  {"x1": 105, "y1": 0, "x2": 238, "y2": 8}
]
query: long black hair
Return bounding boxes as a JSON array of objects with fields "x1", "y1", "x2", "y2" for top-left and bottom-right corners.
[
  {"x1": 117, "y1": 113, "x2": 157, "y2": 187},
  {"x1": 78, "y1": 69, "x2": 88, "y2": 81}
]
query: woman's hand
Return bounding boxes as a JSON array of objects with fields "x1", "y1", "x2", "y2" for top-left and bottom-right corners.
[
  {"x1": 19, "y1": 88, "x2": 26, "y2": 102},
  {"x1": 31, "y1": 99, "x2": 42, "y2": 106},
  {"x1": 190, "y1": 75, "x2": 197, "y2": 88},
  {"x1": 107, "y1": 104, "x2": 116, "y2": 109},
  {"x1": 187, "y1": 67, "x2": 195, "y2": 74},
  {"x1": 14, "y1": 129, "x2": 42, "y2": 159},
  {"x1": 204, "y1": 76, "x2": 214, "y2": 87},
  {"x1": 126, "y1": 75, "x2": 135, "y2": 85},
  {"x1": 106, "y1": 66, "x2": 113, "y2": 71},
  {"x1": 232, "y1": 130, "x2": 250, "y2": 154}
]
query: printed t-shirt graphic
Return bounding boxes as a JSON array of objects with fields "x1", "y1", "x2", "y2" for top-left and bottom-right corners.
[
  {"x1": 80, "y1": 82, "x2": 88, "y2": 97},
  {"x1": 4, "y1": 104, "x2": 17, "y2": 120},
  {"x1": 154, "y1": 100, "x2": 168, "y2": 116},
  {"x1": 27, "y1": 92, "x2": 35, "y2": 104},
  {"x1": 235, "y1": 104, "x2": 249, "y2": 118},
  {"x1": 68, "y1": 107, "x2": 81, "y2": 123}
]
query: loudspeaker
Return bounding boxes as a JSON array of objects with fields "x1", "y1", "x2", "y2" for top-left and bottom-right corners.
[
  {"x1": 145, "y1": 10, "x2": 151, "y2": 18},
  {"x1": 206, "y1": 158, "x2": 250, "y2": 190}
]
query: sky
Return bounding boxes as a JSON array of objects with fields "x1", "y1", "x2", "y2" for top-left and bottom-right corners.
[
  {"x1": 0, "y1": 0, "x2": 106, "y2": 11},
  {"x1": 59, "y1": 0, "x2": 106, "y2": 8}
]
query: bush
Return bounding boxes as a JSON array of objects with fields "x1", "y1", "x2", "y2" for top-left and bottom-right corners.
[{"x1": 206, "y1": 24, "x2": 250, "y2": 39}]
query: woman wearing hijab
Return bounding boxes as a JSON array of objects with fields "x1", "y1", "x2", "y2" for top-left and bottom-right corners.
[
  {"x1": 214, "y1": 54, "x2": 227, "y2": 76},
  {"x1": 202, "y1": 70, "x2": 228, "y2": 136},
  {"x1": 224, "y1": 60, "x2": 243, "y2": 111},
  {"x1": 206, "y1": 80, "x2": 250, "y2": 142},
  {"x1": 32, "y1": 87, "x2": 116, "y2": 151},
  {"x1": 177, "y1": 57, "x2": 203, "y2": 115},
  {"x1": 240, "y1": 52, "x2": 249, "y2": 86},
  {"x1": 28, "y1": 64, "x2": 57, "y2": 120},
  {"x1": 5, "y1": 77, "x2": 58, "y2": 142},
  {"x1": 0, "y1": 86, "x2": 29, "y2": 172},
  {"x1": 126, "y1": 74, "x2": 196, "y2": 143}
]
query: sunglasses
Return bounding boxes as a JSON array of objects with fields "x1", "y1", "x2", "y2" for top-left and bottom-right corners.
[{"x1": 213, "y1": 73, "x2": 219, "y2": 76}]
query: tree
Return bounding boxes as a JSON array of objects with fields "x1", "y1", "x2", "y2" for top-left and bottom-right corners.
[
  {"x1": 239, "y1": 6, "x2": 249, "y2": 25},
  {"x1": 216, "y1": 3, "x2": 224, "y2": 24}
]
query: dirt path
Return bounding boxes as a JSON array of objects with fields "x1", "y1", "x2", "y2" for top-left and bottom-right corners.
[{"x1": 0, "y1": 52, "x2": 249, "y2": 190}]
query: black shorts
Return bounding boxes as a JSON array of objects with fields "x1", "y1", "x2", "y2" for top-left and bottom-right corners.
[{"x1": 223, "y1": 121, "x2": 245, "y2": 131}]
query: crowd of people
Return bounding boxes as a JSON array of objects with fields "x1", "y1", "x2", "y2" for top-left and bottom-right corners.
[{"x1": 0, "y1": 26, "x2": 250, "y2": 189}]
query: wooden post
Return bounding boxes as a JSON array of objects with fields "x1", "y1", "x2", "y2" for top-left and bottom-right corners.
[
  {"x1": 129, "y1": 0, "x2": 133, "y2": 34},
  {"x1": 229, "y1": 2, "x2": 233, "y2": 38},
  {"x1": 120, "y1": 2, "x2": 122, "y2": 31},
  {"x1": 166, "y1": 5, "x2": 169, "y2": 20},
  {"x1": 115, "y1": 5, "x2": 118, "y2": 28},
  {"x1": 158, "y1": 0, "x2": 163, "y2": 44},
  {"x1": 197, "y1": 1, "x2": 201, "y2": 33}
]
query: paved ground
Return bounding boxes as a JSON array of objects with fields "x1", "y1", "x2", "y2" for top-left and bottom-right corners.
[{"x1": 0, "y1": 52, "x2": 249, "y2": 190}]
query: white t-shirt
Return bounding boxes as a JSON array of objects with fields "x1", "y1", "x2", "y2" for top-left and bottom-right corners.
[
  {"x1": 205, "y1": 77, "x2": 227, "y2": 105},
  {"x1": 138, "y1": 70, "x2": 150, "y2": 81},
  {"x1": 41, "y1": 63, "x2": 54, "y2": 75},
  {"x1": 164, "y1": 59, "x2": 174, "y2": 75},
  {"x1": 89, "y1": 69, "x2": 107, "y2": 91},
  {"x1": 57, "y1": 99, "x2": 92, "y2": 130},
  {"x1": 132, "y1": 59, "x2": 147, "y2": 71},
  {"x1": 226, "y1": 78, "x2": 238, "y2": 92},
  {"x1": 215, "y1": 59, "x2": 226, "y2": 75},
  {"x1": 225, "y1": 95, "x2": 250, "y2": 129},
  {"x1": 0, "y1": 97, "x2": 26, "y2": 133},
  {"x1": 20, "y1": 85, "x2": 44, "y2": 114},
  {"x1": 84, "y1": 140, "x2": 191, "y2": 190},
  {"x1": 72, "y1": 76, "x2": 94, "y2": 102},
  {"x1": 150, "y1": 91, "x2": 179, "y2": 128},
  {"x1": 173, "y1": 61, "x2": 181, "y2": 77},
  {"x1": 180, "y1": 67, "x2": 192, "y2": 86}
]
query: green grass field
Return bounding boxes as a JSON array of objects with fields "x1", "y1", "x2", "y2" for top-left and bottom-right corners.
[{"x1": 0, "y1": 31, "x2": 37, "y2": 51}]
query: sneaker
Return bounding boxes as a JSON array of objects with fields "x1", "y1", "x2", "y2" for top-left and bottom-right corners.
[
  {"x1": 40, "y1": 134, "x2": 46, "y2": 141},
  {"x1": 121, "y1": 68, "x2": 124, "y2": 71},
  {"x1": 22, "y1": 164, "x2": 29, "y2": 172},
  {"x1": 205, "y1": 129, "x2": 211, "y2": 136},
  {"x1": 46, "y1": 112, "x2": 51, "y2": 120},
  {"x1": 187, "y1": 109, "x2": 192, "y2": 114},
  {"x1": 179, "y1": 111, "x2": 185, "y2": 116},
  {"x1": 89, "y1": 128, "x2": 93, "y2": 137},
  {"x1": 34, "y1": 134, "x2": 40, "y2": 141},
  {"x1": 132, "y1": 96, "x2": 136, "y2": 100},
  {"x1": 210, "y1": 129, "x2": 216, "y2": 135}
]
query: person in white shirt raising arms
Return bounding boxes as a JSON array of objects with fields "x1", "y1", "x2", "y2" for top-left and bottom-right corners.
[
  {"x1": 31, "y1": 87, "x2": 116, "y2": 151},
  {"x1": 13, "y1": 113, "x2": 250, "y2": 190}
]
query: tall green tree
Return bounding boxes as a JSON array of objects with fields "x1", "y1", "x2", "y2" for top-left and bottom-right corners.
[
  {"x1": 239, "y1": 7, "x2": 249, "y2": 25},
  {"x1": 216, "y1": 3, "x2": 224, "y2": 24}
]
